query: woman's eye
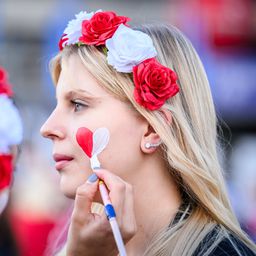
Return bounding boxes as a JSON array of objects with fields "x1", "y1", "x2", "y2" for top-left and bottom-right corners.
[{"x1": 71, "y1": 100, "x2": 87, "y2": 112}]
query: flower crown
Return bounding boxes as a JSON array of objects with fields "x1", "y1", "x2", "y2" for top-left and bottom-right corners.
[{"x1": 59, "y1": 10, "x2": 179, "y2": 110}]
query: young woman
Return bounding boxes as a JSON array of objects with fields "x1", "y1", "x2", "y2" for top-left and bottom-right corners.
[{"x1": 40, "y1": 10, "x2": 256, "y2": 255}]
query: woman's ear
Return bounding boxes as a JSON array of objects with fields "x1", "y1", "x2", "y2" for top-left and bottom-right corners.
[
  {"x1": 159, "y1": 108, "x2": 172, "y2": 125},
  {"x1": 140, "y1": 124, "x2": 161, "y2": 154}
]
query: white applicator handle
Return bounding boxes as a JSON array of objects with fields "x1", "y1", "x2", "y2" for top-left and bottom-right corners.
[
  {"x1": 99, "y1": 181, "x2": 127, "y2": 256},
  {"x1": 109, "y1": 218, "x2": 127, "y2": 256}
]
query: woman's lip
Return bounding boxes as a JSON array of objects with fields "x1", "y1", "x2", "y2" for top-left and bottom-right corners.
[
  {"x1": 53, "y1": 154, "x2": 74, "y2": 171},
  {"x1": 55, "y1": 160, "x2": 72, "y2": 171},
  {"x1": 53, "y1": 153, "x2": 74, "y2": 162}
]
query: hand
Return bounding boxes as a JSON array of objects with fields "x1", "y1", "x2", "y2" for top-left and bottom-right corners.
[{"x1": 66, "y1": 169, "x2": 137, "y2": 256}]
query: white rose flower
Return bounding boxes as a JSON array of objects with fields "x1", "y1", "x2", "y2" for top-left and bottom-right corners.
[
  {"x1": 0, "y1": 95, "x2": 23, "y2": 153},
  {"x1": 63, "y1": 10, "x2": 101, "y2": 46},
  {"x1": 106, "y1": 24, "x2": 157, "y2": 73}
]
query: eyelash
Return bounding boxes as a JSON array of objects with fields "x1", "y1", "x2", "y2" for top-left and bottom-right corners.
[{"x1": 70, "y1": 100, "x2": 88, "y2": 112}]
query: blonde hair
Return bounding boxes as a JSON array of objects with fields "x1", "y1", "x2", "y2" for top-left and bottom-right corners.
[{"x1": 50, "y1": 24, "x2": 255, "y2": 255}]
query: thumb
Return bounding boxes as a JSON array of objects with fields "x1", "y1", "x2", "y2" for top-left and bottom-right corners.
[{"x1": 73, "y1": 173, "x2": 99, "y2": 219}]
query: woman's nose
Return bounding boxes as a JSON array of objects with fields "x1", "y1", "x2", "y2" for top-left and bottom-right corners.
[{"x1": 40, "y1": 110, "x2": 65, "y2": 140}]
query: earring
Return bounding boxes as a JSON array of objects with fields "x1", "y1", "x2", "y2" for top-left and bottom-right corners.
[{"x1": 145, "y1": 142, "x2": 161, "y2": 149}]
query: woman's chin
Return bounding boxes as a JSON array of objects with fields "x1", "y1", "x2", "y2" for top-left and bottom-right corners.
[
  {"x1": 59, "y1": 178, "x2": 79, "y2": 199},
  {"x1": 62, "y1": 190, "x2": 76, "y2": 199},
  {"x1": 58, "y1": 170, "x2": 89, "y2": 198},
  {"x1": 59, "y1": 177, "x2": 103, "y2": 203}
]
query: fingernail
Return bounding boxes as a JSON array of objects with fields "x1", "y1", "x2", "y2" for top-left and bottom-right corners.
[{"x1": 87, "y1": 173, "x2": 98, "y2": 183}]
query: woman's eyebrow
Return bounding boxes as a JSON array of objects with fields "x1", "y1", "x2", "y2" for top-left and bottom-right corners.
[
  {"x1": 65, "y1": 89, "x2": 94, "y2": 99},
  {"x1": 73, "y1": 88, "x2": 95, "y2": 96}
]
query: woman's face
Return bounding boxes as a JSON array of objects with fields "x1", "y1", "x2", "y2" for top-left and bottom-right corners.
[{"x1": 40, "y1": 54, "x2": 147, "y2": 198}]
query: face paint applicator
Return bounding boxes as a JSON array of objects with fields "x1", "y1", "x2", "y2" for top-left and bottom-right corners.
[{"x1": 76, "y1": 127, "x2": 127, "y2": 256}]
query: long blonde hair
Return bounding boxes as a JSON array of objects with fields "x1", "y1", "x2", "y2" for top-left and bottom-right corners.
[{"x1": 50, "y1": 24, "x2": 255, "y2": 255}]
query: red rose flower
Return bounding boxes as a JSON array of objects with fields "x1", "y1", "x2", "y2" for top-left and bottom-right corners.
[
  {"x1": 58, "y1": 34, "x2": 68, "y2": 51},
  {"x1": 133, "y1": 58, "x2": 179, "y2": 110},
  {"x1": 79, "y1": 11, "x2": 130, "y2": 46},
  {"x1": 0, "y1": 67, "x2": 13, "y2": 96},
  {"x1": 0, "y1": 154, "x2": 13, "y2": 190}
]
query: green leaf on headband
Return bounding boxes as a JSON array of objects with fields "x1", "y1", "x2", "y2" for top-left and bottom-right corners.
[
  {"x1": 102, "y1": 47, "x2": 108, "y2": 56},
  {"x1": 77, "y1": 42, "x2": 84, "y2": 47}
]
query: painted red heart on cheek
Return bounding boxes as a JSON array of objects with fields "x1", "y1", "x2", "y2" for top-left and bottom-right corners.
[{"x1": 76, "y1": 127, "x2": 93, "y2": 158}]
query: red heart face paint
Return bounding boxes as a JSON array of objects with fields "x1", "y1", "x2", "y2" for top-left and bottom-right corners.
[
  {"x1": 76, "y1": 127, "x2": 110, "y2": 169},
  {"x1": 76, "y1": 127, "x2": 93, "y2": 157}
]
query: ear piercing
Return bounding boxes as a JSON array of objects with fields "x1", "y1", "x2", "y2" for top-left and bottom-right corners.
[{"x1": 145, "y1": 142, "x2": 161, "y2": 149}]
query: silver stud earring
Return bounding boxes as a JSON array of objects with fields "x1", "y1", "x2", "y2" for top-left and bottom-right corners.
[{"x1": 145, "y1": 142, "x2": 161, "y2": 149}]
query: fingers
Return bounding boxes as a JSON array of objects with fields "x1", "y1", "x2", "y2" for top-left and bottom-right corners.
[
  {"x1": 93, "y1": 169, "x2": 137, "y2": 240},
  {"x1": 93, "y1": 168, "x2": 126, "y2": 216},
  {"x1": 72, "y1": 175, "x2": 99, "y2": 225},
  {"x1": 67, "y1": 171, "x2": 136, "y2": 256},
  {"x1": 93, "y1": 168, "x2": 126, "y2": 194}
]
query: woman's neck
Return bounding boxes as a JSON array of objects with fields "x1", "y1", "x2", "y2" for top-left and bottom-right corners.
[{"x1": 125, "y1": 154, "x2": 181, "y2": 255}]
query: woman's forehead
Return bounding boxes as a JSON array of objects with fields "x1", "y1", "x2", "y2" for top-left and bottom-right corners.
[{"x1": 56, "y1": 59, "x2": 111, "y2": 99}]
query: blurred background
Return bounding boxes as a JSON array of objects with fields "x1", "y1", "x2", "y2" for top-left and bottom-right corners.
[{"x1": 0, "y1": 0, "x2": 256, "y2": 255}]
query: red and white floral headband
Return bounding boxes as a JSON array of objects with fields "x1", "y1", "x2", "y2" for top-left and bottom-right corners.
[{"x1": 59, "y1": 10, "x2": 179, "y2": 111}]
